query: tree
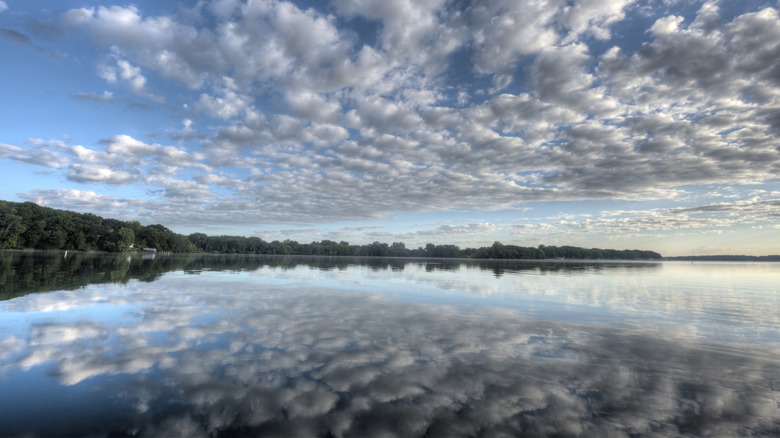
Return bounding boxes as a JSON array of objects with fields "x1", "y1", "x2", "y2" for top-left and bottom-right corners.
[
  {"x1": 117, "y1": 227, "x2": 135, "y2": 252},
  {"x1": 188, "y1": 233, "x2": 208, "y2": 251},
  {"x1": 0, "y1": 202, "x2": 25, "y2": 249},
  {"x1": 366, "y1": 241, "x2": 389, "y2": 257},
  {"x1": 389, "y1": 242, "x2": 407, "y2": 257},
  {"x1": 491, "y1": 241, "x2": 508, "y2": 258}
]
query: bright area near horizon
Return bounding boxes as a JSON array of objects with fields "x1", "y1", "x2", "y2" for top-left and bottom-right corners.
[{"x1": 0, "y1": 0, "x2": 778, "y2": 256}]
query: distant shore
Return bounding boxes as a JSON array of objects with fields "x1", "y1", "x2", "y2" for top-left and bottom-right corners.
[
  {"x1": 665, "y1": 255, "x2": 780, "y2": 262},
  {"x1": 5, "y1": 249, "x2": 778, "y2": 262}
]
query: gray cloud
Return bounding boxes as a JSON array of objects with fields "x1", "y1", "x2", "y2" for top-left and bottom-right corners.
[
  {"x1": 0, "y1": 27, "x2": 58, "y2": 56},
  {"x1": 72, "y1": 90, "x2": 114, "y2": 103},
  {"x1": 0, "y1": 27, "x2": 36, "y2": 45}
]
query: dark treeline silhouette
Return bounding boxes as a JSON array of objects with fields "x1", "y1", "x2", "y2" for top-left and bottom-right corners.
[
  {"x1": 1, "y1": 200, "x2": 662, "y2": 260},
  {"x1": 187, "y1": 237, "x2": 661, "y2": 259}
]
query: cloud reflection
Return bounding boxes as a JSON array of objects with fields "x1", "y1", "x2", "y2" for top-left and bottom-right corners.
[{"x1": 1, "y1": 275, "x2": 778, "y2": 437}]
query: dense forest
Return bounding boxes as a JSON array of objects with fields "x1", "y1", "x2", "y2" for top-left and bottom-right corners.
[
  {"x1": 0, "y1": 200, "x2": 195, "y2": 252},
  {"x1": 0, "y1": 200, "x2": 662, "y2": 260}
]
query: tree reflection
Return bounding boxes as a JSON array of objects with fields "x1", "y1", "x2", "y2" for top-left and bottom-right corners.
[{"x1": 0, "y1": 252, "x2": 662, "y2": 300}]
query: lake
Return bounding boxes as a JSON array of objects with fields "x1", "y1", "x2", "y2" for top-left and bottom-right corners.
[{"x1": 0, "y1": 252, "x2": 778, "y2": 437}]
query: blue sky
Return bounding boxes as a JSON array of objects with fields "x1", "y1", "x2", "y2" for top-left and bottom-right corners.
[{"x1": 1, "y1": 0, "x2": 779, "y2": 256}]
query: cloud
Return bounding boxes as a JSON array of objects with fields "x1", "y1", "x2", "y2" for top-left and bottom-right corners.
[
  {"x1": 334, "y1": 0, "x2": 463, "y2": 77},
  {"x1": 18, "y1": 189, "x2": 131, "y2": 215},
  {"x1": 674, "y1": 197, "x2": 780, "y2": 216},
  {"x1": 97, "y1": 55, "x2": 163, "y2": 101},
  {"x1": 104, "y1": 134, "x2": 158, "y2": 157},
  {"x1": 0, "y1": 27, "x2": 33, "y2": 45},
  {"x1": 505, "y1": 196, "x2": 780, "y2": 244},
  {"x1": 0, "y1": 136, "x2": 210, "y2": 194},
  {"x1": 66, "y1": 164, "x2": 137, "y2": 185},
  {"x1": 364, "y1": 222, "x2": 502, "y2": 247},
  {"x1": 100, "y1": 59, "x2": 139, "y2": 89},
  {"x1": 192, "y1": 173, "x2": 244, "y2": 188},
  {"x1": 146, "y1": 175, "x2": 214, "y2": 199},
  {"x1": 196, "y1": 79, "x2": 251, "y2": 120},
  {"x1": 0, "y1": 140, "x2": 69, "y2": 169},
  {"x1": 69, "y1": 134, "x2": 207, "y2": 173},
  {"x1": 0, "y1": 1, "x2": 7, "y2": 13},
  {"x1": 2, "y1": 1, "x2": 778, "y2": 236},
  {"x1": 468, "y1": 0, "x2": 636, "y2": 89},
  {"x1": 0, "y1": 27, "x2": 62, "y2": 57},
  {"x1": 72, "y1": 90, "x2": 114, "y2": 103}
]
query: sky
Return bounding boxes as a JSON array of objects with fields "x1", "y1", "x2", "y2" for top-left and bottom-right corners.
[{"x1": 0, "y1": 0, "x2": 779, "y2": 256}]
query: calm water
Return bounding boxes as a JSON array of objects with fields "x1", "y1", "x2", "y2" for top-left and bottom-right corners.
[{"x1": 0, "y1": 252, "x2": 778, "y2": 437}]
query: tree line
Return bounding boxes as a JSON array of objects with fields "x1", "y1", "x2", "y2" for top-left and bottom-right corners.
[
  {"x1": 0, "y1": 200, "x2": 194, "y2": 253},
  {"x1": 0, "y1": 200, "x2": 662, "y2": 260}
]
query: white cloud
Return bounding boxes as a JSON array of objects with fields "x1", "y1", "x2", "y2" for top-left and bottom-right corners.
[
  {"x1": 0, "y1": 140, "x2": 69, "y2": 169},
  {"x1": 94, "y1": 135, "x2": 205, "y2": 171},
  {"x1": 335, "y1": 0, "x2": 462, "y2": 76},
  {"x1": 0, "y1": 136, "x2": 207, "y2": 191},
  {"x1": 0, "y1": 143, "x2": 23, "y2": 154},
  {"x1": 469, "y1": 0, "x2": 637, "y2": 89},
  {"x1": 19, "y1": 189, "x2": 129, "y2": 214},
  {"x1": 104, "y1": 134, "x2": 158, "y2": 157},
  {"x1": 115, "y1": 59, "x2": 146, "y2": 92},
  {"x1": 192, "y1": 173, "x2": 243, "y2": 188},
  {"x1": 65, "y1": 5, "x2": 211, "y2": 88},
  {"x1": 559, "y1": 0, "x2": 635, "y2": 41},
  {"x1": 0, "y1": 1, "x2": 8, "y2": 13},
  {"x1": 649, "y1": 14, "x2": 685, "y2": 36},
  {"x1": 67, "y1": 164, "x2": 137, "y2": 185},
  {"x1": 469, "y1": 0, "x2": 559, "y2": 86},
  {"x1": 196, "y1": 83, "x2": 250, "y2": 120},
  {"x1": 97, "y1": 54, "x2": 164, "y2": 101},
  {"x1": 505, "y1": 197, "x2": 780, "y2": 244},
  {"x1": 285, "y1": 90, "x2": 343, "y2": 123}
]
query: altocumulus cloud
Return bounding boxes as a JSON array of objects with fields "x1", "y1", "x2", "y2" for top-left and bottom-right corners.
[{"x1": 0, "y1": 0, "x2": 779, "y2": 247}]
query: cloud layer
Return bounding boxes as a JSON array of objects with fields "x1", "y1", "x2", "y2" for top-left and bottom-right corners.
[{"x1": 1, "y1": 0, "x2": 779, "y2": 248}]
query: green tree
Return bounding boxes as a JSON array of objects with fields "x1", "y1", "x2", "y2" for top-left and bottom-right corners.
[
  {"x1": 117, "y1": 227, "x2": 135, "y2": 252},
  {"x1": 366, "y1": 241, "x2": 389, "y2": 257},
  {"x1": 0, "y1": 203, "x2": 25, "y2": 249},
  {"x1": 188, "y1": 233, "x2": 208, "y2": 251}
]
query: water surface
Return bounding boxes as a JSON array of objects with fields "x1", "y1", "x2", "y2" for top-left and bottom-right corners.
[{"x1": 0, "y1": 252, "x2": 778, "y2": 436}]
